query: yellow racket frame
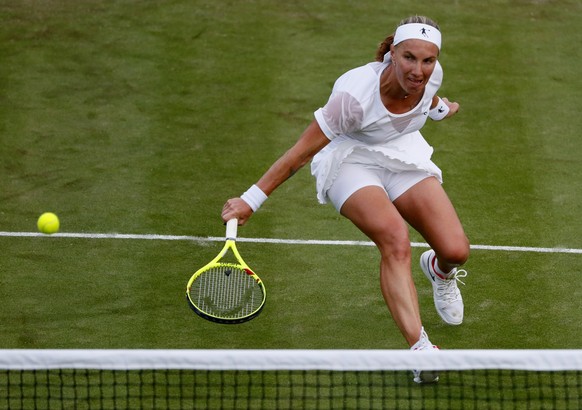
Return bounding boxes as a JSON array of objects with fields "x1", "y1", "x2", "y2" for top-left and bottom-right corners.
[{"x1": 186, "y1": 219, "x2": 266, "y2": 324}]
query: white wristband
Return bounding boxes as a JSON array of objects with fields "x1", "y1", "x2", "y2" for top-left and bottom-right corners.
[
  {"x1": 240, "y1": 184, "x2": 268, "y2": 212},
  {"x1": 429, "y1": 97, "x2": 450, "y2": 121}
]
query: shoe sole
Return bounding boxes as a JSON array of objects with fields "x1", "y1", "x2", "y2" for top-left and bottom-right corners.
[{"x1": 413, "y1": 370, "x2": 440, "y2": 384}]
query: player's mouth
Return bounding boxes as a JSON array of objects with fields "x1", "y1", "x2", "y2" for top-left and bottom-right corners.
[
  {"x1": 407, "y1": 77, "x2": 424, "y2": 94},
  {"x1": 407, "y1": 77, "x2": 424, "y2": 89}
]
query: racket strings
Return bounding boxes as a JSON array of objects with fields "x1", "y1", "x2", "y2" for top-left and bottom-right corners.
[{"x1": 191, "y1": 265, "x2": 263, "y2": 319}]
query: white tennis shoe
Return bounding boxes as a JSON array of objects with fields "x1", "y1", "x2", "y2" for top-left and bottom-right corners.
[
  {"x1": 420, "y1": 250, "x2": 467, "y2": 325},
  {"x1": 411, "y1": 327, "x2": 439, "y2": 384}
]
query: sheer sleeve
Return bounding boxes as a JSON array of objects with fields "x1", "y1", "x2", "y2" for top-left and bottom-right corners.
[{"x1": 315, "y1": 91, "x2": 364, "y2": 140}]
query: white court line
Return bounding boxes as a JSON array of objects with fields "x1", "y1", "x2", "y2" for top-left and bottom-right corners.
[{"x1": 1, "y1": 231, "x2": 581, "y2": 254}]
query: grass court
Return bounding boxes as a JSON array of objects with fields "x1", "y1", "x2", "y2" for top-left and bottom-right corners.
[{"x1": 1, "y1": 0, "x2": 581, "y2": 351}]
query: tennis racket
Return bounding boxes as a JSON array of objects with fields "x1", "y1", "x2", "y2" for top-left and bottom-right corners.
[{"x1": 186, "y1": 218, "x2": 266, "y2": 324}]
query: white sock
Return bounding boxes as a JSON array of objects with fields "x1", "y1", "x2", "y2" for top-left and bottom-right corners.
[
  {"x1": 410, "y1": 327, "x2": 430, "y2": 350},
  {"x1": 432, "y1": 254, "x2": 453, "y2": 279}
]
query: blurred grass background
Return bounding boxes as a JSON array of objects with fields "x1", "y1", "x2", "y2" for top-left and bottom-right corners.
[{"x1": 0, "y1": 0, "x2": 581, "y2": 349}]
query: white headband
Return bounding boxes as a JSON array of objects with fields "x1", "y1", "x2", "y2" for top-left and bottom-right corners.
[{"x1": 393, "y1": 23, "x2": 442, "y2": 50}]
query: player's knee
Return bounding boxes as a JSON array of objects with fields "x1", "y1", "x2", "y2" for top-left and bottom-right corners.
[
  {"x1": 376, "y1": 230, "x2": 411, "y2": 262},
  {"x1": 440, "y1": 236, "x2": 470, "y2": 266}
]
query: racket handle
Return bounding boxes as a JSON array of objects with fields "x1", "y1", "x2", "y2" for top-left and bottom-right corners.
[{"x1": 226, "y1": 218, "x2": 238, "y2": 240}]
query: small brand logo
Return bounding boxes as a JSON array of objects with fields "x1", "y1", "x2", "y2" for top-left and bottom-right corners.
[
  {"x1": 427, "y1": 256, "x2": 436, "y2": 281},
  {"x1": 428, "y1": 269, "x2": 436, "y2": 281},
  {"x1": 420, "y1": 28, "x2": 429, "y2": 38},
  {"x1": 438, "y1": 106, "x2": 445, "y2": 113}
]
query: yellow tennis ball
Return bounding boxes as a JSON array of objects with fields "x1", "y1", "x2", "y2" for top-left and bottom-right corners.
[{"x1": 37, "y1": 212, "x2": 60, "y2": 234}]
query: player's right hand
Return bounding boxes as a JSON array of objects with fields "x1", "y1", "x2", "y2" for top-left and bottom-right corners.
[{"x1": 222, "y1": 198, "x2": 253, "y2": 225}]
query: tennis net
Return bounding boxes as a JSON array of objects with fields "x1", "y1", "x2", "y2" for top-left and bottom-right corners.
[{"x1": 0, "y1": 349, "x2": 580, "y2": 409}]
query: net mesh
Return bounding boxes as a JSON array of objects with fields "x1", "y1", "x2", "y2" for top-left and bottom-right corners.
[{"x1": 0, "y1": 350, "x2": 580, "y2": 409}]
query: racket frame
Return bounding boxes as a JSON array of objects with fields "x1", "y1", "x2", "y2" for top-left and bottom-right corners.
[{"x1": 186, "y1": 219, "x2": 266, "y2": 324}]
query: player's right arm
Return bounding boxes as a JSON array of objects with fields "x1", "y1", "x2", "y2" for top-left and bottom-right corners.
[{"x1": 222, "y1": 120, "x2": 330, "y2": 225}]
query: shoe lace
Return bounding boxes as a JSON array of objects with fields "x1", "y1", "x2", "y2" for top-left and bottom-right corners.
[
  {"x1": 435, "y1": 269, "x2": 468, "y2": 302},
  {"x1": 451, "y1": 269, "x2": 468, "y2": 285}
]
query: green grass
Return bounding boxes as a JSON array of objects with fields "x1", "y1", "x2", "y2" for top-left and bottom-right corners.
[{"x1": 1, "y1": 0, "x2": 581, "y2": 353}]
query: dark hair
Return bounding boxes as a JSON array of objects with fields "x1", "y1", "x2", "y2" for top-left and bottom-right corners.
[{"x1": 374, "y1": 16, "x2": 440, "y2": 62}]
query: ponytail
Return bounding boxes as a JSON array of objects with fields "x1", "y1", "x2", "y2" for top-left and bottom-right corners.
[{"x1": 375, "y1": 35, "x2": 394, "y2": 62}]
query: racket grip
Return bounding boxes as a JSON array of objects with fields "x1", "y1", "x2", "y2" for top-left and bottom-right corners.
[{"x1": 226, "y1": 218, "x2": 238, "y2": 240}]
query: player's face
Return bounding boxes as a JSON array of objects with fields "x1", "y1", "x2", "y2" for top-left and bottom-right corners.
[{"x1": 392, "y1": 40, "x2": 439, "y2": 95}]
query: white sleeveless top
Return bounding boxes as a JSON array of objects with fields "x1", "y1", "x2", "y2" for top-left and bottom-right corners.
[{"x1": 311, "y1": 57, "x2": 444, "y2": 204}]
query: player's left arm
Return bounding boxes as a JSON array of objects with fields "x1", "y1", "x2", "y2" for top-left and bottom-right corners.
[{"x1": 430, "y1": 95, "x2": 460, "y2": 120}]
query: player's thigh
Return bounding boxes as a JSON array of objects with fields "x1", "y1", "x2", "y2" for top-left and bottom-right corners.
[
  {"x1": 393, "y1": 177, "x2": 469, "y2": 260},
  {"x1": 340, "y1": 186, "x2": 410, "y2": 252},
  {"x1": 328, "y1": 164, "x2": 407, "y2": 240}
]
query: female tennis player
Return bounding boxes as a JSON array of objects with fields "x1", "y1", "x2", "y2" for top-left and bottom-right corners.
[{"x1": 222, "y1": 15, "x2": 470, "y2": 363}]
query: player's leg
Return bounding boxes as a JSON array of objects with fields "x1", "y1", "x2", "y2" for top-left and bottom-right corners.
[
  {"x1": 336, "y1": 185, "x2": 423, "y2": 346},
  {"x1": 394, "y1": 176, "x2": 470, "y2": 325},
  {"x1": 393, "y1": 176, "x2": 469, "y2": 270}
]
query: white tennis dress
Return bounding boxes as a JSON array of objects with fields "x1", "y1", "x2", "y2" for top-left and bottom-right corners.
[{"x1": 311, "y1": 56, "x2": 444, "y2": 204}]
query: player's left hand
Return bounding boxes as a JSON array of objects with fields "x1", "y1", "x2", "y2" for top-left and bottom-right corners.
[{"x1": 442, "y1": 97, "x2": 460, "y2": 118}]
